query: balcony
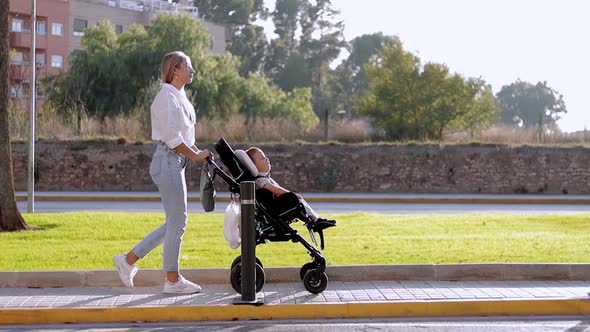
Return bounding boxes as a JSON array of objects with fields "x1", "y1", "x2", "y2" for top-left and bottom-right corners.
[
  {"x1": 104, "y1": 0, "x2": 199, "y2": 16},
  {"x1": 9, "y1": 63, "x2": 28, "y2": 82},
  {"x1": 9, "y1": 61, "x2": 46, "y2": 81},
  {"x1": 10, "y1": 31, "x2": 47, "y2": 49}
]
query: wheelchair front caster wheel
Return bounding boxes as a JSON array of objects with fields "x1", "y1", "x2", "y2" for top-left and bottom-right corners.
[
  {"x1": 300, "y1": 262, "x2": 316, "y2": 280},
  {"x1": 230, "y1": 255, "x2": 263, "y2": 270},
  {"x1": 303, "y1": 269, "x2": 328, "y2": 294},
  {"x1": 230, "y1": 262, "x2": 265, "y2": 294}
]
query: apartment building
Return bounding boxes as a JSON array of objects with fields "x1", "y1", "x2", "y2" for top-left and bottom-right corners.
[
  {"x1": 8, "y1": 0, "x2": 69, "y2": 99},
  {"x1": 8, "y1": 0, "x2": 225, "y2": 103},
  {"x1": 69, "y1": 0, "x2": 225, "y2": 54}
]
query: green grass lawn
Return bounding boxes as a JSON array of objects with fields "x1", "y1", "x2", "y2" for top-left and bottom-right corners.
[{"x1": 1, "y1": 212, "x2": 589, "y2": 271}]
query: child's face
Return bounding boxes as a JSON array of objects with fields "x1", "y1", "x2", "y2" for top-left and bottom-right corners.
[{"x1": 252, "y1": 150, "x2": 271, "y2": 173}]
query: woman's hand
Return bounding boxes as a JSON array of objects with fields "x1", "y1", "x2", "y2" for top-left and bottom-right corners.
[
  {"x1": 173, "y1": 143, "x2": 210, "y2": 162},
  {"x1": 188, "y1": 149, "x2": 211, "y2": 161},
  {"x1": 193, "y1": 149, "x2": 210, "y2": 162}
]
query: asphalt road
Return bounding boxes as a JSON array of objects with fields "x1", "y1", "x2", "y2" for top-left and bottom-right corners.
[
  {"x1": 3, "y1": 317, "x2": 590, "y2": 331},
  {"x1": 16, "y1": 199, "x2": 590, "y2": 214}
]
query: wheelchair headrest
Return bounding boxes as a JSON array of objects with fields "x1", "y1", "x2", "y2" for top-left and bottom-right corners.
[
  {"x1": 213, "y1": 137, "x2": 257, "y2": 182},
  {"x1": 234, "y1": 150, "x2": 258, "y2": 177}
]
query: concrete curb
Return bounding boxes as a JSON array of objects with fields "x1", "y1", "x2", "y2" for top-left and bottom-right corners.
[
  {"x1": 3, "y1": 264, "x2": 590, "y2": 288},
  {"x1": 14, "y1": 195, "x2": 590, "y2": 204},
  {"x1": 1, "y1": 298, "x2": 589, "y2": 325}
]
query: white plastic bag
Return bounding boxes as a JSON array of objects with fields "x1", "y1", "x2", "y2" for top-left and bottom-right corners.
[{"x1": 223, "y1": 201, "x2": 241, "y2": 249}]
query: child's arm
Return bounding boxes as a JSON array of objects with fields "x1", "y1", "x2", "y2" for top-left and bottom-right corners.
[{"x1": 261, "y1": 182, "x2": 290, "y2": 197}]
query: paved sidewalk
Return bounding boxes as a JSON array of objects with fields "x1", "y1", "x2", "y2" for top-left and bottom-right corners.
[{"x1": 2, "y1": 280, "x2": 590, "y2": 325}]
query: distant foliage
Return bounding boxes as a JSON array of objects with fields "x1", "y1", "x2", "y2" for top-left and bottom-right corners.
[
  {"x1": 357, "y1": 38, "x2": 500, "y2": 141},
  {"x1": 496, "y1": 80, "x2": 567, "y2": 129},
  {"x1": 195, "y1": 0, "x2": 269, "y2": 76},
  {"x1": 329, "y1": 33, "x2": 397, "y2": 117},
  {"x1": 42, "y1": 14, "x2": 318, "y2": 132},
  {"x1": 38, "y1": 2, "x2": 570, "y2": 143},
  {"x1": 43, "y1": 16, "x2": 210, "y2": 119}
]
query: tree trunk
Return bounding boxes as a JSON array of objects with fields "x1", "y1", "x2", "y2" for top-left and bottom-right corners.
[{"x1": 0, "y1": 0, "x2": 29, "y2": 232}]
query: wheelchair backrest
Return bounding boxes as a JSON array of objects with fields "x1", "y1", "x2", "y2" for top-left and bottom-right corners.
[{"x1": 214, "y1": 137, "x2": 257, "y2": 183}]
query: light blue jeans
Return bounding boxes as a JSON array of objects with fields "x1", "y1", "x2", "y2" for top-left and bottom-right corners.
[{"x1": 133, "y1": 143, "x2": 188, "y2": 272}]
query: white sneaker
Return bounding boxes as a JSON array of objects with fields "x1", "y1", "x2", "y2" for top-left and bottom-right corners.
[
  {"x1": 113, "y1": 254, "x2": 138, "y2": 288},
  {"x1": 163, "y1": 275, "x2": 202, "y2": 294}
]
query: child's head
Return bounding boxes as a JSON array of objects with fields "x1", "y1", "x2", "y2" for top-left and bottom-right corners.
[{"x1": 246, "y1": 147, "x2": 271, "y2": 173}]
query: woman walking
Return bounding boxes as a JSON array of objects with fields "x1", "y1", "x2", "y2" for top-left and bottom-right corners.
[{"x1": 114, "y1": 51, "x2": 210, "y2": 294}]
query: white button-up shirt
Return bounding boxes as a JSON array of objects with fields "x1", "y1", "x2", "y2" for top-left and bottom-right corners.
[{"x1": 150, "y1": 83, "x2": 196, "y2": 149}]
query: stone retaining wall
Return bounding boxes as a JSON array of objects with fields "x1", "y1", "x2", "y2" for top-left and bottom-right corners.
[{"x1": 10, "y1": 142, "x2": 590, "y2": 194}]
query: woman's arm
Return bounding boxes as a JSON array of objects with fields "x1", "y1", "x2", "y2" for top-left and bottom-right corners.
[{"x1": 174, "y1": 143, "x2": 209, "y2": 161}]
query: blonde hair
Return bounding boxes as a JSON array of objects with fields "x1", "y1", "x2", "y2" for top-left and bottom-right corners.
[{"x1": 160, "y1": 51, "x2": 188, "y2": 84}]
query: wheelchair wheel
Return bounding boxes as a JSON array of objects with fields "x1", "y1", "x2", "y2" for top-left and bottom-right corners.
[
  {"x1": 230, "y1": 262, "x2": 265, "y2": 294},
  {"x1": 303, "y1": 269, "x2": 328, "y2": 294},
  {"x1": 299, "y1": 262, "x2": 316, "y2": 280},
  {"x1": 230, "y1": 256, "x2": 263, "y2": 270}
]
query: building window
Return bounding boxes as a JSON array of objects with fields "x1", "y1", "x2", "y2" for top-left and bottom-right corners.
[
  {"x1": 36, "y1": 83, "x2": 44, "y2": 98},
  {"x1": 73, "y1": 18, "x2": 87, "y2": 37},
  {"x1": 11, "y1": 51, "x2": 24, "y2": 63},
  {"x1": 11, "y1": 85, "x2": 24, "y2": 98},
  {"x1": 51, "y1": 55, "x2": 63, "y2": 68},
  {"x1": 115, "y1": 24, "x2": 123, "y2": 34},
  {"x1": 37, "y1": 21, "x2": 46, "y2": 35},
  {"x1": 36, "y1": 53, "x2": 45, "y2": 67},
  {"x1": 51, "y1": 22, "x2": 63, "y2": 36},
  {"x1": 12, "y1": 18, "x2": 24, "y2": 32}
]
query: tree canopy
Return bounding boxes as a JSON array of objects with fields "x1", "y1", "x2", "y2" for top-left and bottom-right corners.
[
  {"x1": 44, "y1": 15, "x2": 211, "y2": 119},
  {"x1": 43, "y1": 14, "x2": 318, "y2": 131},
  {"x1": 496, "y1": 80, "x2": 567, "y2": 129},
  {"x1": 329, "y1": 33, "x2": 394, "y2": 116},
  {"x1": 357, "y1": 38, "x2": 500, "y2": 140},
  {"x1": 195, "y1": 0, "x2": 269, "y2": 76},
  {"x1": 40, "y1": 1, "x2": 570, "y2": 142}
]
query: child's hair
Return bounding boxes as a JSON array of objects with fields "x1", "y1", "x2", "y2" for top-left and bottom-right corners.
[{"x1": 246, "y1": 147, "x2": 262, "y2": 161}]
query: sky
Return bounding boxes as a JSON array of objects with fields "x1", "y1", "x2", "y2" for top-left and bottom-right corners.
[{"x1": 261, "y1": 0, "x2": 590, "y2": 133}]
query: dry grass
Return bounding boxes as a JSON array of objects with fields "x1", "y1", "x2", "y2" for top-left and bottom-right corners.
[
  {"x1": 196, "y1": 114, "x2": 306, "y2": 143},
  {"x1": 195, "y1": 115, "x2": 374, "y2": 143},
  {"x1": 306, "y1": 118, "x2": 373, "y2": 143},
  {"x1": 9, "y1": 106, "x2": 150, "y2": 142},
  {"x1": 9, "y1": 107, "x2": 374, "y2": 144},
  {"x1": 79, "y1": 114, "x2": 145, "y2": 140},
  {"x1": 8, "y1": 104, "x2": 590, "y2": 146},
  {"x1": 447, "y1": 125, "x2": 590, "y2": 146}
]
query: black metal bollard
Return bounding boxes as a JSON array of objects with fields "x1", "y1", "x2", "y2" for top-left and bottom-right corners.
[{"x1": 239, "y1": 181, "x2": 257, "y2": 302}]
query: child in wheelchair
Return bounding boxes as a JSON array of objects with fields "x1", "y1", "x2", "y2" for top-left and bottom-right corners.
[
  {"x1": 245, "y1": 147, "x2": 337, "y2": 233},
  {"x1": 208, "y1": 138, "x2": 336, "y2": 293}
]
